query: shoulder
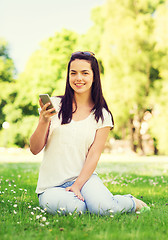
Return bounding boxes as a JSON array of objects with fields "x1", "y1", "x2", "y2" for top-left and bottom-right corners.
[
  {"x1": 102, "y1": 108, "x2": 111, "y2": 118},
  {"x1": 97, "y1": 108, "x2": 114, "y2": 130}
]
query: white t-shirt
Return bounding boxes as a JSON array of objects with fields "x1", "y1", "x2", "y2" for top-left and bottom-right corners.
[{"x1": 36, "y1": 97, "x2": 113, "y2": 193}]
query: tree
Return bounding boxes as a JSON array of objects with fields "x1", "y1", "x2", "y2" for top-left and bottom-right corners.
[
  {"x1": 2, "y1": 29, "x2": 79, "y2": 147},
  {"x1": 148, "y1": 1, "x2": 168, "y2": 154},
  {"x1": 98, "y1": 0, "x2": 167, "y2": 154},
  {"x1": 0, "y1": 38, "x2": 15, "y2": 130}
]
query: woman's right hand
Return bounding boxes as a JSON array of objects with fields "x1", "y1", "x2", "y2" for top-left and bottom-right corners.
[{"x1": 39, "y1": 98, "x2": 57, "y2": 123}]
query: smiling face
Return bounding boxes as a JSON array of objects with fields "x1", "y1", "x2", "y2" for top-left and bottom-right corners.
[{"x1": 69, "y1": 59, "x2": 94, "y2": 97}]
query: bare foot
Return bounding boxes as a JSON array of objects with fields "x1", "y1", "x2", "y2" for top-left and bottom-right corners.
[{"x1": 132, "y1": 197, "x2": 147, "y2": 211}]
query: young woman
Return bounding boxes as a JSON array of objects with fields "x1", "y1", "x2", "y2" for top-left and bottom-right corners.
[{"x1": 30, "y1": 51, "x2": 148, "y2": 215}]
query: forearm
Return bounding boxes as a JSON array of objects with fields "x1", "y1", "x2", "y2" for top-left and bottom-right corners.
[
  {"x1": 74, "y1": 149, "x2": 100, "y2": 190},
  {"x1": 30, "y1": 120, "x2": 50, "y2": 155},
  {"x1": 74, "y1": 127, "x2": 111, "y2": 190}
]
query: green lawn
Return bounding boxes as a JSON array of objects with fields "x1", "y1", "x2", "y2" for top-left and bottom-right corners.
[{"x1": 0, "y1": 155, "x2": 168, "y2": 240}]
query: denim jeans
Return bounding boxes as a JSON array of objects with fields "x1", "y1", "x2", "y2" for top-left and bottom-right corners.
[{"x1": 38, "y1": 174, "x2": 136, "y2": 215}]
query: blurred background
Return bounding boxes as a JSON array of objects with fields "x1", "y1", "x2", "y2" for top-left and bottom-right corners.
[{"x1": 0, "y1": 0, "x2": 168, "y2": 156}]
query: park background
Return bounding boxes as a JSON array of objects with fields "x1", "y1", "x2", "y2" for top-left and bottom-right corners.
[
  {"x1": 1, "y1": 1, "x2": 168, "y2": 239},
  {"x1": 0, "y1": 0, "x2": 168, "y2": 155}
]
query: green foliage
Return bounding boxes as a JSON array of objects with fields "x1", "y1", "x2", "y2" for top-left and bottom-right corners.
[
  {"x1": 149, "y1": 79, "x2": 168, "y2": 154},
  {"x1": 0, "y1": 38, "x2": 15, "y2": 131},
  {"x1": 94, "y1": 0, "x2": 168, "y2": 154}
]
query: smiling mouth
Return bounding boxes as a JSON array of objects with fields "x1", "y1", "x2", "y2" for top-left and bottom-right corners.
[{"x1": 75, "y1": 83, "x2": 85, "y2": 86}]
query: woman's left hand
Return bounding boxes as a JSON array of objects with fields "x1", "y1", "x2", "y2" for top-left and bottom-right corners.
[{"x1": 66, "y1": 184, "x2": 84, "y2": 202}]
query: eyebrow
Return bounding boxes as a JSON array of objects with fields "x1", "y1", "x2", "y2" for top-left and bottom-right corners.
[{"x1": 70, "y1": 70, "x2": 90, "y2": 72}]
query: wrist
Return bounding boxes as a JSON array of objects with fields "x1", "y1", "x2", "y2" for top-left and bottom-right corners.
[
  {"x1": 39, "y1": 116, "x2": 51, "y2": 125},
  {"x1": 74, "y1": 178, "x2": 84, "y2": 190}
]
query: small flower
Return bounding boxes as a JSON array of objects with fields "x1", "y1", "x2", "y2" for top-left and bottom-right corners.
[
  {"x1": 36, "y1": 215, "x2": 40, "y2": 220},
  {"x1": 28, "y1": 205, "x2": 31, "y2": 209},
  {"x1": 24, "y1": 189, "x2": 27, "y2": 192},
  {"x1": 109, "y1": 209, "x2": 114, "y2": 213},
  {"x1": 136, "y1": 211, "x2": 141, "y2": 214},
  {"x1": 69, "y1": 212, "x2": 72, "y2": 216},
  {"x1": 33, "y1": 207, "x2": 37, "y2": 210},
  {"x1": 14, "y1": 210, "x2": 17, "y2": 214},
  {"x1": 60, "y1": 207, "x2": 65, "y2": 211},
  {"x1": 13, "y1": 204, "x2": 17, "y2": 208},
  {"x1": 42, "y1": 217, "x2": 46, "y2": 221},
  {"x1": 41, "y1": 209, "x2": 45, "y2": 213},
  {"x1": 110, "y1": 215, "x2": 114, "y2": 218},
  {"x1": 31, "y1": 212, "x2": 34, "y2": 215},
  {"x1": 45, "y1": 222, "x2": 50, "y2": 225},
  {"x1": 14, "y1": 185, "x2": 16, "y2": 187},
  {"x1": 40, "y1": 223, "x2": 45, "y2": 227}
]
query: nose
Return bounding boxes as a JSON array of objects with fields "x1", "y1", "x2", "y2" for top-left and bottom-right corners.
[{"x1": 76, "y1": 73, "x2": 82, "y2": 81}]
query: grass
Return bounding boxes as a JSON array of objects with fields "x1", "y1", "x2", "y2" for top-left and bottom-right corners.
[{"x1": 0, "y1": 153, "x2": 168, "y2": 240}]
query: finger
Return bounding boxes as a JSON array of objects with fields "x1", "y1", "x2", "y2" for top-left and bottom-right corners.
[
  {"x1": 43, "y1": 102, "x2": 51, "y2": 110},
  {"x1": 39, "y1": 98, "x2": 44, "y2": 108},
  {"x1": 74, "y1": 191, "x2": 84, "y2": 201},
  {"x1": 47, "y1": 107, "x2": 57, "y2": 114},
  {"x1": 42, "y1": 108, "x2": 57, "y2": 119},
  {"x1": 76, "y1": 193, "x2": 84, "y2": 202},
  {"x1": 65, "y1": 187, "x2": 71, "y2": 192},
  {"x1": 40, "y1": 102, "x2": 51, "y2": 113}
]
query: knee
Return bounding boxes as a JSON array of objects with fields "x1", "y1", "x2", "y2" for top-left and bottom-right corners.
[
  {"x1": 39, "y1": 191, "x2": 56, "y2": 214},
  {"x1": 39, "y1": 189, "x2": 86, "y2": 215}
]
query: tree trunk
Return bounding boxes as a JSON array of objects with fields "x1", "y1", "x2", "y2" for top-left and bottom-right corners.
[
  {"x1": 129, "y1": 118, "x2": 137, "y2": 152},
  {"x1": 137, "y1": 117, "x2": 144, "y2": 154},
  {"x1": 153, "y1": 137, "x2": 158, "y2": 155}
]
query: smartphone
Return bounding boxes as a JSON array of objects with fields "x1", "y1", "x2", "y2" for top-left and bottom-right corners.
[{"x1": 39, "y1": 94, "x2": 56, "y2": 113}]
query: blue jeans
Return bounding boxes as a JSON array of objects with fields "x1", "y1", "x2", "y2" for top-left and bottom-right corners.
[{"x1": 39, "y1": 174, "x2": 136, "y2": 215}]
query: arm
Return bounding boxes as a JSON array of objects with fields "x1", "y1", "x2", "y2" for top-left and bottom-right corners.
[
  {"x1": 29, "y1": 99, "x2": 57, "y2": 155},
  {"x1": 66, "y1": 126, "x2": 111, "y2": 201}
]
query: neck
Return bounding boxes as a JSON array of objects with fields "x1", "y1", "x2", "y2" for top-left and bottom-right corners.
[{"x1": 73, "y1": 92, "x2": 93, "y2": 107}]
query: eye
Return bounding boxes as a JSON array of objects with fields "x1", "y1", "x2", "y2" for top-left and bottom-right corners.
[
  {"x1": 83, "y1": 72, "x2": 89, "y2": 75},
  {"x1": 70, "y1": 72, "x2": 76, "y2": 75}
]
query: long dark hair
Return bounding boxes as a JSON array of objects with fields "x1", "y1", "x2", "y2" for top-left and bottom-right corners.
[{"x1": 58, "y1": 52, "x2": 114, "y2": 127}]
